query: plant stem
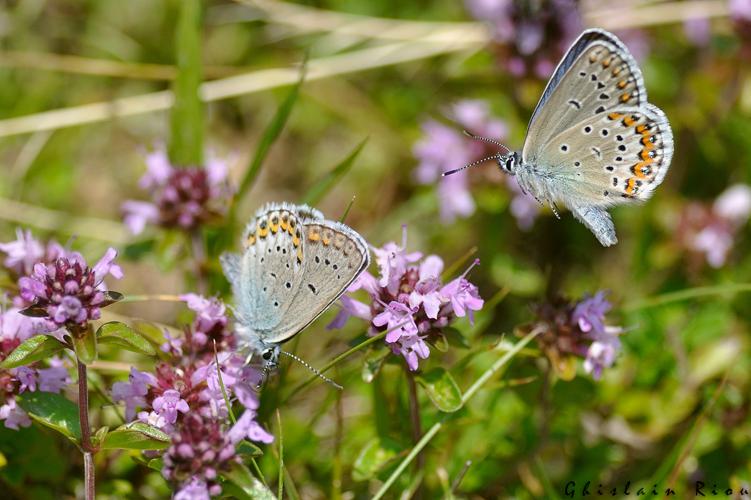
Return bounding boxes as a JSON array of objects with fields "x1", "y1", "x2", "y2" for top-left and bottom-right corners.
[
  {"x1": 406, "y1": 367, "x2": 424, "y2": 499},
  {"x1": 77, "y1": 360, "x2": 95, "y2": 500},
  {"x1": 372, "y1": 329, "x2": 541, "y2": 500},
  {"x1": 190, "y1": 229, "x2": 207, "y2": 294}
]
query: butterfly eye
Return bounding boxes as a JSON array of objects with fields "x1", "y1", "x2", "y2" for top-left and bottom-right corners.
[{"x1": 262, "y1": 349, "x2": 273, "y2": 361}]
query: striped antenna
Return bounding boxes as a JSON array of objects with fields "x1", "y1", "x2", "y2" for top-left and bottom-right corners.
[
  {"x1": 442, "y1": 154, "x2": 503, "y2": 177},
  {"x1": 442, "y1": 130, "x2": 511, "y2": 177},
  {"x1": 281, "y1": 351, "x2": 343, "y2": 390},
  {"x1": 462, "y1": 130, "x2": 511, "y2": 153}
]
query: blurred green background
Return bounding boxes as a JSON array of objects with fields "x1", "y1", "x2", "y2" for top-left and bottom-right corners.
[{"x1": 1, "y1": 0, "x2": 750, "y2": 498}]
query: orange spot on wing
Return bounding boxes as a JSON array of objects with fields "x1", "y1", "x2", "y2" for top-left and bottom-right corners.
[
  {"x1": 608, "y1": 112, "x2": 623, "y2": 120},
  {"x1": 625, "y1": 178, "x2": 636, "y2": 194}
]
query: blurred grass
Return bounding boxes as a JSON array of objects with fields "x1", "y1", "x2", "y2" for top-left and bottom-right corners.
[{"x1": 1, "y1": 0, "x2": 751, "y2": 498}]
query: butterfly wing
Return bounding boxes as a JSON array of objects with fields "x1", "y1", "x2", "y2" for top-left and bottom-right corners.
[
  {"x1": 529, "y1": 104, "x2": 673, "y2": 205},
  {"x1": 522, "y1": 28, "x2": 648, "y2": 162},
  {"x1": 221, "y1": 203, "x2": 308, "y2": 333},
  {"x1": 262, "y1": 218, "x2": 370, "y2": 344},
  {"x1": 519, "y1": 29, "x2": 673, "y2": 245}
]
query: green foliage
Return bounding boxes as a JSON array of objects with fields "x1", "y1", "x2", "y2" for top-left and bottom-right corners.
[
  {"x1": 169, "y1": 0, "x2": 204, "y2": 166},
  {"x1": 16, "y1": 393, "x2": 81, "y2": 442},
  {"x1": 100, "y1": 423, "x2": 170, "y2": 450},
  {"x1": 97, "y1": 321, "x2": 157, "y2": 356},
  {"x1": 1, "y1": 1, "x2": 751, "y2": 499},
  {"x1": 0, "y1": 336, "x2": 66, "y2": 369}
]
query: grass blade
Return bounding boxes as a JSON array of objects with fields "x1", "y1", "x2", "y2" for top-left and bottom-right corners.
[
  {"x1": 169, "y1": 0, "x2": 204, "y2": 166},
  {"x1": 301, "y1": 138, "x2": 368, "y2": 205},
  {"x1": 235, "y1": 67, "x2": 306, "y2": 203},
  {"x1": 371, "y1": 329, "x2": 541, "y2": 500}
]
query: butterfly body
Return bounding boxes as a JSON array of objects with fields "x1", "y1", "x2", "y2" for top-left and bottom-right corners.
[
  {"x1": 221, "y1": 202, "x2": 370, "y2": 372},
  {"x1": 464, "y1": 29, "x2": 674, "y2": 246}
]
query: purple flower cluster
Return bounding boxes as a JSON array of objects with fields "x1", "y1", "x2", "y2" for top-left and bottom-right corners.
[
  {"x1": 111, "y1": 294, "x2": 272, "y2": 497},
  {"x1": 465, "y1": 0, "x2": 582, "y2": 79},
  {"x1": 329, "y1": 226, "x2": 484, "y2": 371},
  {"x1": 677, "y1": 184, "x2": 751, "y2": 268},
  {"x1": 0, "y1": 308, "x2": 71, "y2": 430},
  {"x1": 19, "y1": 248, "x2": 122, "y2": 331},
  {"x1": 730, "y1": 0, "x2": 751, "y2": 58},
  {"x1": 122, "y1": 147, "x2": 234, "y2": 235},
  {"x1": 414, "y1": 100, "x2": 540, "y2": 228},
  {"x1": 524, "y1": 291, "x2": 623, "y2": 380}
]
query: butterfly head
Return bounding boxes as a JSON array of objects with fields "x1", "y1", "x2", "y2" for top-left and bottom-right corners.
[
  {"x1": 260, "y1": 344, "x2": 281, "y2": 371},
  {"x1": 499, "y1": 151, "x2": 518, "y2": 174}
]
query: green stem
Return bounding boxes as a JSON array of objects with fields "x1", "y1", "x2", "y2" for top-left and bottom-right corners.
[
  {"x1": 622, "y1": 283, "x2": 751, "y2": 311},
  {"x1": 77, "y1": 360, "x2": 96, "y2": 500},
  {"x1": 372, "y1": 329, "x2": 541, "y2": 500},
  {"x1": 282, "y1": 329, "x2": 388, "y2": 402}
]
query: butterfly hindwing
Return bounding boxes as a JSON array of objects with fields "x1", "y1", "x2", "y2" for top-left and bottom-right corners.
[
  {"x1": 523, "y1": 29, "x2": 647, "y2": 163},
  {"x1": 529, "y1": 103, "x2": 673, "y2": 206},
  {"x1": 263, "y1": 219, "x2": 370, "y2": 344}
]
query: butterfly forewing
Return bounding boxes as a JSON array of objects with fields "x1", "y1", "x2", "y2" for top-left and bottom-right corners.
[
  {"x1": 523, "y1": 29, "x2": 647, "y2": 163},
  {"x1": 263, "y1": 220, "x2": 370, "y2": 344},
  {"x1": 229, "y1": 203, "x2": 308, "y2": 331}
]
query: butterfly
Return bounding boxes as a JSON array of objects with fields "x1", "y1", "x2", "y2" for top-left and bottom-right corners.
[
  {"x1": 221, "y1": 202, "x2": 370, "y2": 385},
  {"x1": 445, "y1": 28, "x2": 674, "y2": 246}
]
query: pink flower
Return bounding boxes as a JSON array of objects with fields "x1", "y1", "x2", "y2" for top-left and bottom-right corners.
[
  {"x1": 112, "y1": 367, "x2": 157, "y2": 421},
  {"x1": 583, "y1": 338, "x2": 621, "y2": 380},
  {"x1": 0, "y1": 398, "x2": 32, "y2": 430},
  {"x1": 373, "y1": 301, "x2": 419, "y2": 343},
  {"x1": 372, "y1": 226, "x2": 423, "y2": 295},
  {"x1": 19, "y1": 248, "x2": 122, "y2": 329},
  {"x1": 13, "y1": 366, "x2": 37, "y2": 393},
  {"x1": 332, "y1": 226, "x2": 484, "y2": 371},
  {"x1": 122, "y1": 146, "x2": 234, "y2": 234},
  {"x1": 414, "y1": 101, "x2": 508, "y2": 223},
  {"x1": 37, "y1": 359, "x2": 70, "y2": 393},
  {"x1": 0, "y1": 229, "x2": 44, "y2": 276},
  {"x1": 153, "y1": 389, "x2": 190, "y2": 425},
  {"x1": 571, "y1": 291, "x2": 611, "y2": 337},
  {"x1": 174, "y1": 478, "x2": 212, "y2": 500},
  {"x1": 390, "y1": 334, "x2": 431, "y2": 371},
  {"x1": 440, "y1": 260, "x2": 484, "y2": 323},
  {"x1": 228, "y1": 409, "x2": 274, "y2": 444}
]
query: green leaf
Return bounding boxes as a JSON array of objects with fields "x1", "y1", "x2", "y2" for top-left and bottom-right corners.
[
  {"x1": 415, "y1": 368, "x2": 463, "y2": 413},
  {"x1": 225, "y1": 462, "x2": 276, "y2": 500},
  {"x1": 0, "y1": 335, "x2": 67, "y2": 369},
  {"x1": 441, "y1": 327, "x2": 470, "y2": 349},
  {"x1": 16, "y1": 392, "x2": 81, "y2": 441},
  {"x1": 362, "y1": 348, "x2": 389, "y2": 383},
  {"x1": 72, "y1": 325, "x2": 97, "y2": 365},
  {"x1": 301, "y1": 138, "x2": 368, "y2": 205},
  {"x1": 352, "y1": 437, "x2": 402, "y2": 481},
  {"x1": 236, "y1": 440, "x2": 264, "y2": 458},
  {"x1": 235, "y1": 68, "x2": 305, "y2": 203},
  {"x1": 97, "y1": 322, "x2": 157, "y2": 356},
  {"x1": 169, "y1": 0, "x2": 203, "y2": 166},
  {"x1": 101, "y1": 422, "x2": 170, "y2": 450}
]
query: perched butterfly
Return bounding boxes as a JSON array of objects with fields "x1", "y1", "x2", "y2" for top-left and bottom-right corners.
[
  {"x1": 445, "y1": 28, "x2": 674, "y2": 246},
  {"x1": 221, "y1": 202, "x2": 370, "y2": 387}
]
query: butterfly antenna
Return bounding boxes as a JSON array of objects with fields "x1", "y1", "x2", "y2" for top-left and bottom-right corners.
[
  {"x1": 281, "y1": 351, "x2": 343, "y2": 390},
  {"x1": 442, "y1": 154, "x2": 503, "y2": 177},
  {"x1": 462, "y1": 130, "x2": 511, "y2": 155}
]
